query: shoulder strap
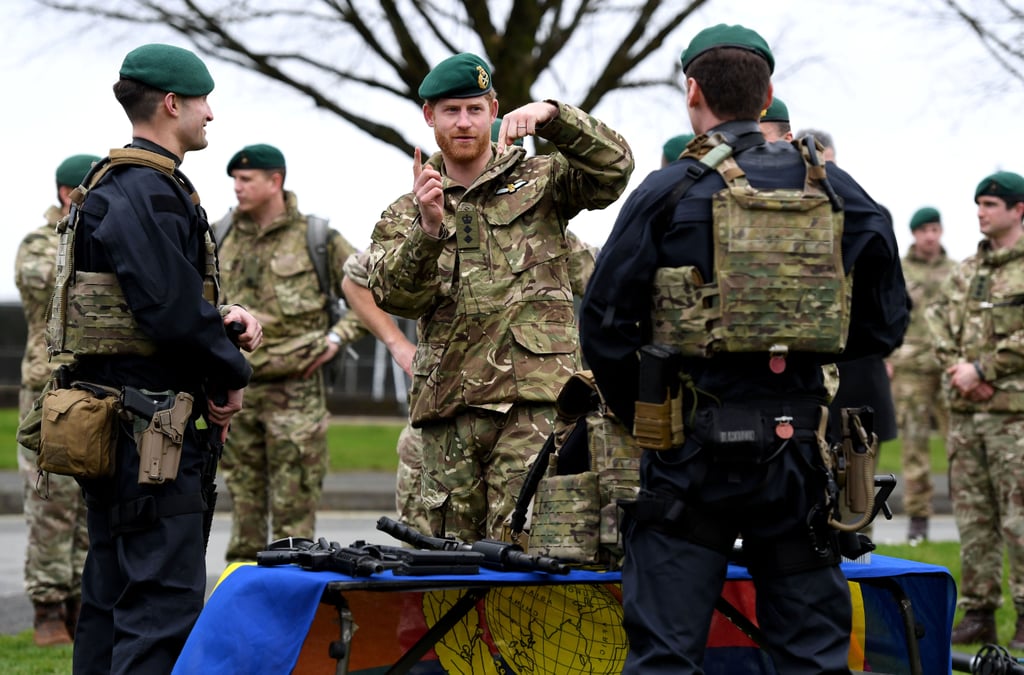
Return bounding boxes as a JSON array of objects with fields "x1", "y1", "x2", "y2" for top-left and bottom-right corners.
[
  {"x1": 213, "y1": 210, "x2": 233, "y2": 245},
  {"x1": 305, "y1": 215, "x2": 336, "y2": 306}
]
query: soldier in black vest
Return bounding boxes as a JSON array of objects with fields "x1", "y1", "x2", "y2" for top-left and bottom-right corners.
[
  {"x1": 49, "y1": 44, "x2": 262, "y2": 674},
  {"x1": 580, "y1": 24, "x2": 908, "y2": 674}
]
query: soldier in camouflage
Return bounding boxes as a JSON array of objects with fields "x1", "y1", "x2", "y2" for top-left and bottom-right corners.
[
  {"x1": 889, "y1": 206, "x2": 953, "y2": 545},
  {"x1": 928, "y1": 171, "x2": 1024, "y2": 648},
  {"x1": 16, "y1": 154, "x2": 97, "y2": 646},
  {"x1": 217, "y1": 144, "x2": 367, "y2": 561},
  {"x1": 341, "y1": 249, "x2": 429, "y2": 533},
  {"x1": 368, "y1": 52, "x2": 633, "y2": 543}
]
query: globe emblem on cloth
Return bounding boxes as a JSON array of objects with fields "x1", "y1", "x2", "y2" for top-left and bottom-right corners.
[{"x1": 485, "y1": 584, "x2": 627, "y2": 674}]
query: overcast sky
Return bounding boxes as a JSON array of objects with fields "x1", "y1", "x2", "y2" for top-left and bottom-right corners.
[{"x1": 2, "y1": 0, "x2": 1022, "y2": 303}]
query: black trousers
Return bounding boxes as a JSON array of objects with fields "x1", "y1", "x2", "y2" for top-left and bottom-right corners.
[
  {"x1": 621, "y1": 422, "x2": 853, "y2": 674},
  {"x1": 73, "y1": 420, "x2": 208, "y2": 675}
]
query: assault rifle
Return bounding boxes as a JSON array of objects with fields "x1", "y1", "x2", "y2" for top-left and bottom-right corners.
[
  {"x1": 376, "y1": 516, "x2": 570, "y2": 575},
  {"x1": 256, "y1": 536, "x2": 484, "y2": 577}
]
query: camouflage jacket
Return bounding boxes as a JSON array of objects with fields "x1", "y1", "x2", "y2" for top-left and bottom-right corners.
[
  {"x1": 927, "y1": 236, "x2": 1024, "y2": 413},
  {"x1": 368, "y1": 102, "x2": 633, "y2": 425},
  {"x1": 15, "y1": 205, "x2": 61, "y2": 396},
  {"x1": 889, "y1": 245, "x2": 955, "y2": 374},
  {"x1": 217, "y1": 191, "x2": 366, "y2": 380}
]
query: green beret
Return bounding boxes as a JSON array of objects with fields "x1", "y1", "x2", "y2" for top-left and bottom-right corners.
[
  {"x1": 680, "y1": 24, "x2": 774, "y2": 74},
  {"x1": 662, "y1": 134, "x2": 694, "y2": 164},
  {"x1": 119, "y1": 43, "x2": 214, "y2": 96},
  {"x1": 491, "y1": 118, "x2": 524, "y2": 147},
  {"x1": 909, "y1": 207, "x2": 940, "y2": 231},
  {"x1": 760, "y1": 97, "x2": 789, "y2": 123},
  {"x1": 226, "y1": 144, "x2": 286, "y2": 175},
  {"x1": 975, "y1": 171, "x2": 1024, "y2": 202},
  {"x1": 55, "y1": 154, "x2": 101, "y2": 187},
  {"x1": 419, "y1": 53, "x2": 492, "y2": 100}
]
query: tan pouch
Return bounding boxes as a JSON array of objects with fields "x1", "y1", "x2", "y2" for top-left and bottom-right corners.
[
  {"x1": 138, "y1": 392, "x2": 194, "y2": 485},
  {"x1": 530, "y1": 471, "x2": 601, "y2": 563},
  {"x1": 39, "y1": 387, "x2": 120, "y2": 478},
  {"x1": 17, "y1": 380, "x2": 51, "y2": 453}
]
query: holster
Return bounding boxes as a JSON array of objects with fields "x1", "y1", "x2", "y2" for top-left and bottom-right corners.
[{"x1": 137, "y1": 392, "x2": 194, "y2": 485}]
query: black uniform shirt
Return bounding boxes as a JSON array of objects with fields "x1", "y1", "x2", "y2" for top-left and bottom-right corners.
[{"x1": 72, "y1": 138, "x2": 251, "y2": 397}]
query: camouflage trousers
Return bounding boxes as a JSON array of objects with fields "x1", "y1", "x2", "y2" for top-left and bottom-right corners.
[
  {"x1": 395, "y1": 424, "x2": 430, "y2": 535},
  {"x1": 420, "y1": 404, "x2": 555, "y2": 543},
  {"x1": 18, "y1": 444, "x2": 88, "y2": 604},
  {"x1": 220, "y1": 374, "x2": 328, "y2": 562},
  {"x1": 949, "y1": 411, "x2": 1024, "y2": 614},
  {"x1": 891, "y1": 370, "x2": 949, "y2": 518}
]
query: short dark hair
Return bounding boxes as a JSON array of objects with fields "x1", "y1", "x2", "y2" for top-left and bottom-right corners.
[
  {"x1": 113, "y1": 78, "x2": 165, "y2": 124},
  {"x1": 686, "y1": 48, "x2": 770, "y2": 121}
]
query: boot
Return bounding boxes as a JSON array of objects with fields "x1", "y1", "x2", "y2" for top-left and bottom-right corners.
[
  {"x1": 951, "y1": 609, "x2": 997, "y2": 645},
  {"x1": 907, "y1": 516, "x2": 929, "y2": 546},
  {"x1": 64, "y1": 597, "x2": 81, "y2": 640},
  {"x1": 1009, "y1": 615, "x2": 1024, "y2": 651},
  {"x1": 33, "y1": 602, "x2": 72, "y2": 647}
]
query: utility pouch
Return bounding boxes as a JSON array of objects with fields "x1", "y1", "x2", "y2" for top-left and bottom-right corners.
[
  {"x1": 695, "y1": 407, "x2": 766, "y2": 463},
  {"x1": 39, "y1": 384, "x2": 121, "y2": 478},
  {"x1": 633, "y1": 344, "x2": 685, "y2": 450},
  {"x1": 137, "y1": 392, "x2": 194, "y2": 485},
  {"x1": 840, "y1": 407, "x2": 877, "y2": 514},
  {"x1": 17, "y1": 380, "x2": 51, "y2": 453}
]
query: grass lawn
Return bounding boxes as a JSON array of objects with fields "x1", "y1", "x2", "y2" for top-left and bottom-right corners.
[
  {"x1": 0, "y1": 404, "x2": 944, "y2": 477},
  {"x1": 0, "y1": 408, "x2": 404, "y2": 473}
]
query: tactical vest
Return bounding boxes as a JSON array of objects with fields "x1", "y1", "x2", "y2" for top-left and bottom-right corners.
[
  {"x1": 46, "y1": 148, "x2": 219, "y2": 358},
  {"x1": 523, "y1": 370, "x2": 642, "y2": 567},
  {"x1": 650, "y1": 134, "x2": 851, "y2": 371}
]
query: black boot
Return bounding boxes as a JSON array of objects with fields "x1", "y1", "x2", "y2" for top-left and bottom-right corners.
[
  {"x1": 907, "y1": 516, "x2": 928, "y2": 546},
  {"x1": 951, "y1": 609, "x2": 997, "y2": 645}
]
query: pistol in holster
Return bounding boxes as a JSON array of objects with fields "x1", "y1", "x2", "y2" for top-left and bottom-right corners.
[
  {"x1": 839, "y1": 406, "x2": 877, "y2": 515},
  {"x1": 632, "y1": 344, "x2": 685, "y2": 451},
  {"x1": 122, "y1": 386, "x2": 194, "y2": 485}
]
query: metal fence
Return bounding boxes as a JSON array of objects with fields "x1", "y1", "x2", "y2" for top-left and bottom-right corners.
[{"x1": 0, "y1": 302, "x2": 413, "y2": 416}]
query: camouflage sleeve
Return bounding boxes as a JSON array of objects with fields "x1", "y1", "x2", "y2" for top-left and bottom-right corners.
[
  {"x1": 565, "y1": 229, "x2": 598, "y2": 297},
  {"x1": 342, "y1": 250, "x2": 371, "y2": 289},
  {"x1": 15, "y1": 227, "x2": 57, "y2": 329},
  {"x1": 925, "y1": 261, "x2": 965, "y2": 370},
  {"x1": 368, "y1": 195, "x2": 447, "y2": 320},
  {"x1": 327, "y1": 229, "x2": 369, "y2": 344},
  {"x1": 536, "y1": 101, "x2": 635, "y2": 215}
]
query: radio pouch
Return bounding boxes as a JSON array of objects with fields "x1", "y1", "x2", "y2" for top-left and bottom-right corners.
[{"x1": 39, "y1": 385, "x2": 121, "y2": 478}]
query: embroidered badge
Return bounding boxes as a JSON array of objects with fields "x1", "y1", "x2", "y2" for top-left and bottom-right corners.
[
  {"x1": 476, "y1": 66, "x2": 489, "y2": 90},
  {"x1": 496, "y1": 180, "x2": 528, "y2": 195}
]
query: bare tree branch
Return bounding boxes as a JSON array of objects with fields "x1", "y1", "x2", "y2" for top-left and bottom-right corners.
[{"x1": 33, "y1": 0, "x2": 711, "y2": 155}]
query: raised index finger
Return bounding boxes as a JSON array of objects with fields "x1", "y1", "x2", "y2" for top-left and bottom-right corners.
[{"x1": 413, "y1": 147, "x2": 423, "y2": 182}]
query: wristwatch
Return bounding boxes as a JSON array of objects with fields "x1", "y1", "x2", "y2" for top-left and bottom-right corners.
[{"x1": 327, "y1": 331, "x2": 342, "y2": 346}]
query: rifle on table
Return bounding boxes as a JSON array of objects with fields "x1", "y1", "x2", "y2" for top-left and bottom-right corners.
[
  {"x1": 376, "y1": 516, "x2": 570, "y2": 575},
  {"x1": 256, "y1": 536, "x2": 483, "y2": 577}
]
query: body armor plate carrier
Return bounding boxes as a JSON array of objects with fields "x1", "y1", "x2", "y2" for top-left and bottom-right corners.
[
  {"x1": 651, "y1": 134, "x2": 851, "y2": 367},
  {"x1": 46, "y1": 148, "x2": 219, "y2": 358}
]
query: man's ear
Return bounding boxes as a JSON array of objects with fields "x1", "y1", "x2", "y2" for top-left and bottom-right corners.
[
  {"x1": 163, "y1": 92, "x2": 180, "y2": 117},
  {"x1": 422, "y1": 102, "x2": 435, "y2": 127}
]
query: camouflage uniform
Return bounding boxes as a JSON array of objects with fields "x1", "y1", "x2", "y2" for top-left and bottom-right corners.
[
  {"x1": 15, "y1": 205, "x2": 88, "y2": 608},
  {"x1": 217, "y1": 191, "x2": 366, "y2": 560},
  {"x1": 889, "y1": 244, "x2": 954, "y2": 519},
  {"x1": 369, "y1": 102, "x2": 632, "y2": 542},
  {"x1": 927, "y1": 237, "x2": 1024, "y2": 615},
  {"x1": 343, "y1": 249, "x2": 430, "y2": 534}
]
